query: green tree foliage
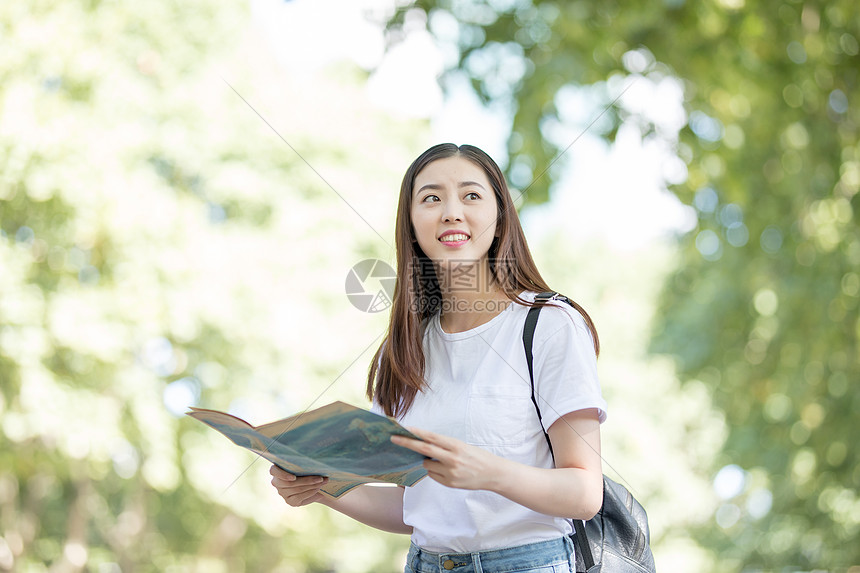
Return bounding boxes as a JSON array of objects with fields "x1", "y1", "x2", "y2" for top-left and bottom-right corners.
[
  {"x1": 0, "y1": 1, "x2": 422, "y2": 571},
  {"x1": 387, "y1": 0, "x2": 859, "y2": 569}
]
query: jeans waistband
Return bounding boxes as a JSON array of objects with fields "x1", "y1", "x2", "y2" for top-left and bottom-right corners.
[{"x1": 406, "y1": 536, "x2": 573, "y2": 573}]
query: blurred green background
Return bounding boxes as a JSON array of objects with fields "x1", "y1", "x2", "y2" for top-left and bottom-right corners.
[{"x1": 0, "y1": 0, "x2": 857, "y2": 571}]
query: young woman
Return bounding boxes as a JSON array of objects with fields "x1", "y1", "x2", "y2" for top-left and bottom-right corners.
[{"x1": 270, "y1": 143, "x2": 607, "y2": 572}]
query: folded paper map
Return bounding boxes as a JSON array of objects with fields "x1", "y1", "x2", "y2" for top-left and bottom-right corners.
[{"x1": 187, "y1": 401, "x2": 428, "y2": 498}]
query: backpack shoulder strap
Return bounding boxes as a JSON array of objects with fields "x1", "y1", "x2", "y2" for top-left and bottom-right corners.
[
  {"x1": 522, "y1": 291, "x2": 595, "y2": 572},
  {"x1": 523, "y1": 291, "x2": 555, "y2": 457}
]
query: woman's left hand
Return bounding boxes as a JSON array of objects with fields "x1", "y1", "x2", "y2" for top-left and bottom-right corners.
[{"x1": 391, "y1": 427, "x2": 501, "y2": 490}]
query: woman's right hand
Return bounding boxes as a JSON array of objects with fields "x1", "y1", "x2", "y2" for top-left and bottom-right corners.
[{"x1": 269, "y1": 465, "x2": 329, "y2": 507}]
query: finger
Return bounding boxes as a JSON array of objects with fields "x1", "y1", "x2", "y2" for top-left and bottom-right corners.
[
  {"x1": 270, "y1": 465, "x2": 296, "y2": 479},
  {"x1": 289, "y1": 490, "x2": 324, "y2": 507},
  {"x1": 406, "y1": 427, "x2": 445, "y2": 444},
  {"x1": 271, "y1": 475, "x2": 327, "y2": 490},
  {"x1": 287, "y1": 476, "x2": 329, "y2": 488},
  {"x1": 274, "y1": 483, "x2": 325, "y2": 498},
  {"x1": 295, "y1": 475, "x2": 328, "y2": 486},
  {"x1": 424, "y1": 468, "x2": 450, "y2": 485},
  {"x1": 271, "y1": 476, "x2": 306, "y2": 489},
  {"x1": 403, "y1": 427, "x2": 457, "y2": 450},
  {"x1": 422, "y1": 460, "x2": 448, "y2": 479},
  {"x1": 274, "y1": 482, "x2": 328, "y2": 505},
  {"x1": 391, "y1": 435, "x2": 443, "y2": 459},
  {"x1": 282, "y1": 481, "x2": 328, "y2": 506},
  {"x1": 390, "y1": 435, "x2": 421, "y2": 449}
]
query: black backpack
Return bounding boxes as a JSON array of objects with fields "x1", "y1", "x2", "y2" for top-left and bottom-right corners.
[{"x1": 523, "y1": 292, "x2": 656, "y2": 573}]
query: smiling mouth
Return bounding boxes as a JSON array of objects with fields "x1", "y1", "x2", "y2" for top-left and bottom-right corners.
[{"x1": 439, "y1": 233, "x2": 470, "y2": 243}]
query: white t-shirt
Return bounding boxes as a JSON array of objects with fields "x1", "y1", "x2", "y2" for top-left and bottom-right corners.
[{"x1": 380, "y1": 292, "x2": 607, "y2": 553}]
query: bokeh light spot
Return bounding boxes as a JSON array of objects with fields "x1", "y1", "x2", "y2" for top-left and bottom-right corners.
[
  {"x1": 112, "y1": 441, "x2": 140, "y2": 479},
  {"x1": 841, "y1": 273, "x2": 860, "y2": 297},
  {"x1": 783, "y1": 84, "x2": 804, "y2": 107},
  {"x1": 163, "y1": 377, "x2": 201, "y2": 417},
  {"x1": 839, "y1": 33, "x2": 859, "y2": 55},
  {"x1": 828, "y1": 89, "x2": 848, "y2": 114},
  {"x1": 764, "y1": 393, "x2": 792, "y2": 422},
  {"x1": 689, "y1": 111, "x2": 723, "y2": 142},
  {"x1": 746, "y1": 488, "x2": 773, "y2": 519},
  {"x1": 696, "y1": 229, "x2": 722, "y2": 260},
  {"x1": 716, "y1": 503, "x2": 742, "y2": 529},
  {"x1": 714, "y1": 464, "x2": 747, "y2": 499},
  {"x1": 760, "y1": 226, "x2": 783, "y2": 253},
  {"x1": 726, "y1": 222, "x2": 749, "y2": 247},
  {"x1": 754, "y1": 288, "x2": 778, "y2": 316},
  {"x1": 693, "y1": 187, "x2": 719, "y2": 214},
  {"x1": 15, "y1": 226, "x2": 35, "y2": 246},
  {"x1": 718, "y1": 203, "x2": 743, "y2": 227},
  {"x1": 786, "y1": 41, "x2": 807, "y2": 64},
  {"x1": 791, "y1": 449, "x2": 817, "y2": 482},
  {"x1": 141, "y1": 337, "x2": 177, "y2": 377}
]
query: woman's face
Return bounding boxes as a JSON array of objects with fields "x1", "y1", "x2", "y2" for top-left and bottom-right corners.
[{"x1": 410, "y1": 156, "x2": 499, "y2": 275}]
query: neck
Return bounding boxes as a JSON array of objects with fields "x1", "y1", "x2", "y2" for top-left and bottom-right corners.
[
  {"x1": 436, "y1": 258, "x2": 496, "y2": 298},
  {"x1": 435, "y1": 259, "x2": 510, "y2": 333}
]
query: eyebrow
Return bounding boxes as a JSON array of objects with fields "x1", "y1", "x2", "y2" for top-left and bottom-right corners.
[{"x1": 415, "y1": 181, "x2": 487, "y2": 195}]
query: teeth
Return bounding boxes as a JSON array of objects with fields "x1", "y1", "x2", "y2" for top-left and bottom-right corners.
[{"x1": 440, "y1": 233, "x2": 469, "y2": 242}]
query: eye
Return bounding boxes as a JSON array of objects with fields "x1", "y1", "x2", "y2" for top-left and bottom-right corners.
[
  {"x1": 421, "y1": 194, "x2": 440, "y2": 203},
  {"x1": 465, "y1": 192, "x2": 481, "y2": 200}
]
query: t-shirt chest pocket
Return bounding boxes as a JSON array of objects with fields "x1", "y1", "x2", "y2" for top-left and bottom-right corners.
[{"x1": 466, "y1": 385, "x2": 533, "y2": 447}]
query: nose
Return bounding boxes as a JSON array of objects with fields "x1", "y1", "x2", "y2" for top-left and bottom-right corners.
[{"x1": 442, "y1": 199, "x2": 464, "y2": 222}]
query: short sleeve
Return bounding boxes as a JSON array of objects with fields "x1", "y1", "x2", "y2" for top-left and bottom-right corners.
[{"x1": 531, "y1": 302, "x2": 607, "y2": 430}]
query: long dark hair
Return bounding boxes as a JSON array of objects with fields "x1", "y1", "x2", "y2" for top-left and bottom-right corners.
[{"x1": 367, "y1": 143, "x2": 599, "y2": 417}]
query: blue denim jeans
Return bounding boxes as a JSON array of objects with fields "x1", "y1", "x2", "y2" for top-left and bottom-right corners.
[{"x1": 404, "y1": 537, "x2": 574, "y2": 573}]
